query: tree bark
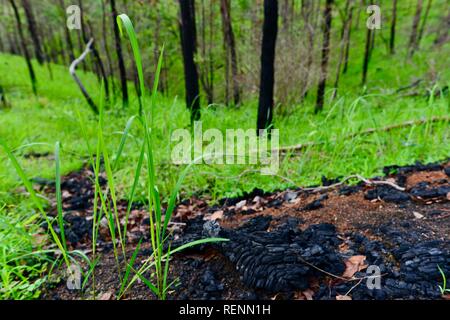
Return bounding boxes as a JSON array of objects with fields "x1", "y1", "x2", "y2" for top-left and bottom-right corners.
[
  {"x1": 21, "y1": 0, "x2": 44, "y2": 65},
  {"x1": 342, "y1": 0, "x2": 354, "y2": 73},
  {"x1": 179, "y1": 0, "x2": 201, "y2": 122},
  {"x1": 362, "y1": 27, "x2": 372, "y2": 85},
  {"x1": 220, "y1": 0, "x2": 240, "y2": 106},
  {"x1": 58, "y1": 0, "x2": 75, "y2": 62},
  {"x1": 389, "y1": 0, "x2": 397, "y2": 54},
  {"x1": 110, "y1": 0, "x2": 128, "y2": 108},
  {"x1": 333, "y1": 0, "x2": 353, "y2": 99},
  {"x1": 408, "y1": 0, "x2": 423, "y2": 58},
  {"x1": 315, "y1": 0, "x2": 333, "y2": 113},
  {"x1": 9, "y1": 0, "x2": 37, "y2": 95},
  {"x1": 257, "y1": 0, "x2": 278, "y2": 132}
]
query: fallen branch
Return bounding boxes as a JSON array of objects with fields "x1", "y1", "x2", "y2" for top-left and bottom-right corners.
[
  {"x1": 69, "y1": 38, "x2": 99, "y2": 114},
  {"x1": 277, "y1": 116, "x2": 450, "y2": 153}
]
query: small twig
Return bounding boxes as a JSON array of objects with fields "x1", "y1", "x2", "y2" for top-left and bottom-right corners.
[
  {"x1": 69, "y1": 38, "x2": 99, "y2": 114},
  {"x1": 344, "y1": 278, "x2": 363, "y2": 296},
  {"x1": 298, "y1": 256, "x2": 385, "y2": 282}
]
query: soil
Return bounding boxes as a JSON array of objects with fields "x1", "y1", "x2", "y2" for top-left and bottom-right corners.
[{"x1": 39, "y1": 160, "x2": 450, "y2": 300}]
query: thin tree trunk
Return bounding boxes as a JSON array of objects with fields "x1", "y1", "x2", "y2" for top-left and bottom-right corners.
[
  {"x1": 315, "y1": 0, "x2": 333, "y2": 113},
  {"x1": 179, "y1": 0, "x2": 201, "y2": 122},
  {"x1": 342, "y1": 0, "x2": 354, "y2": 74},
  {"x1": 21, "y1": 0, "x2": 44, "y2": 65},
  {"x1": 9, "y1": 0, "x2": 37, "y2": 95},
  {"x1": 110, "y1": 0, "x2": 128, "y2": 108},
  {"x1": 390, "y1": 0, "x2": 397, "y2": 54},
  {"x1": 299, "y1": 0, "x2": 315, "y2": 99},
  {"x1": 257, "y1": 0, "x2": 278, "y2": 132},
  {"x1": 362, "y1": 27, "x2": 372, "y2": 85},
  {"x1": 58, "y1": 0, "x2": 75, "y2": 62},
  {"x1": 417, "y1": 0, "x2": 433, "y2": 48},
  {"x1": 408, "y1": 0, "x2": 423, "y2": 58},
  {"x1": 220, "y1": 0, "x2": 240, "y2": 106},
  {"x1": 332, "y1": 0, "x2": 353, "y2": 99}
]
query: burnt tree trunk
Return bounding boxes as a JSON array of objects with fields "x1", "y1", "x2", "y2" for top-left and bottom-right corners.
[
  {"x1": 9, "y1": 0, "x2": 37, "y2": 95},
  {"x1": 179, "y1": 0, "x2": 201, "y2": 122},
  {"x1": 21, "y1": 0, "x2": 44, "y2": 65},
  {"x1": 362, "y1": 27, "x2": 372, "y2": 85},
  {"x1": 389, "y1": 0, "x2": 397, "y2": 54},
  {"x1": 110, "y1": 0, "x2": 128, "y2": 108},
  {"x1": 408, "y1": 0, "x2": 423, "y2": 58},
  {"x1": 220, "y1": 0, "x2": 240, "y2": 106},
  {"x1": 257, "y1": 0, "x2": 278, "y2": 132},
  {"x1": 315, "y1": 0, "x2": 333, "y2": 113}
]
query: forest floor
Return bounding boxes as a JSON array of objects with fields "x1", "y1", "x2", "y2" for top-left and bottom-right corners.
[{"x1": 41, "y1": 159, "x2": 450, "y2": 300}]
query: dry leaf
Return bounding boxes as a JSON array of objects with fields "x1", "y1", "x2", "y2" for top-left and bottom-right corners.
[
  {"x1": 336, "y1": 295, "x2": 352, "y2": 300},
  {"x1": 342, "y1": 255, "x2": 368, "y2": 278},
  {"x1": 205, "y1": 210, "x2": 224, "y2": 221},
  {"x1": 236, "y1": 200, "x2": 247, "y2": 210},
  {"x1": 99, "y1": 291, "x2": 113, "y2": 300}
]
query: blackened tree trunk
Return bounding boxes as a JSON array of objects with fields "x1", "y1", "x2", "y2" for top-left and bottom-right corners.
[
  {"x1": 408, "y1": 0, "x2": 423, "y2": 58},
  {"x1": 21, "y1": 0, "x2": 44, "y2": 65},
  {"x1": 110, "y1": 0, "x2": 128, "y2": 108},
  {"x1": 389, "y1": 0, "x2": 397, "y2": 54},
  {"x1": 257, "y1": 0, "x2": 278, "y2": 132},
  {"x1": 9, "y1": 0, "x2": 37, "y2": 95},
  {"x1": 220, "y1": 0, "x2": 240, "y2": 106},
  {"x1": 362, "y1": 27, "x2": 372, "y2": 85},
  {"x1": 179, "y1": 0, "x2": 201, "y2": 122},
  {"x1": 315, "y1": 0, "x2": 333, "y2": 113}
]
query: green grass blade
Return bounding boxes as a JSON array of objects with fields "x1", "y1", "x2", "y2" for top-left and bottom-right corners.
[
  {"x1": 117, "y1": 14, "x2": 145, "y2": 115},
  {"x1": 113, "y1": 115, "x2": 137, "y2": 171},
  {"x1": 55, "y1": 141, "x2": 67, "y2": 252},
  {"x1": 119, "y1": 238, "x2": 142, "y2": 297},
  {"x1": 0, "y1": 139, "x2": 69, "y2": 266}
]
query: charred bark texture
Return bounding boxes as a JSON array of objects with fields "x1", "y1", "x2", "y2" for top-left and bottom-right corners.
[
  {"x1": 362, "y1": 27, "x2": 373, "y2": 86},
  {"x1": 315, "y1": 0, "x2": 333, "y2": 113},
  {"x1": 390, "y1": 0, "x2": 397, "y2": 54},
  {"x1": 257, "y1": 0, "x2": 278, "y2": 133},
  {"x1": 179, "y1": 0, "x2": 201, "y2": 122}
]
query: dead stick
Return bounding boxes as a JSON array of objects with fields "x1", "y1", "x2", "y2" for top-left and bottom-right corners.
[
  {"x1": 277, "y1": 116, "x2": 450, "y2": 153},
  {"x1": 69, "y1": 38, "x2": 99, "y2": 114}
]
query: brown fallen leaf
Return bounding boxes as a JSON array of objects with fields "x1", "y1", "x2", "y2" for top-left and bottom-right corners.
[
  {"x1": 336, "y1": 295, "x2": 352, "y2": 300},
  {"x1": 205, "y1": 210, "x2": 224, "y2": 221},
  {"x1": 342, "y1": 255, "x2": 368, "y2": 279},
  {"x1": 99, "y1": 291, "x2": 113, "y2": 300}
]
